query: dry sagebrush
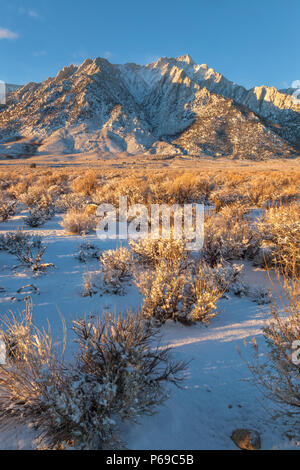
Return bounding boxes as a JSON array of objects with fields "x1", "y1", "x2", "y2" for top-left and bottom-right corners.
[
  {"x1": 129, "y1": 236, "x2": 189, "y2": 268},
  {"x1": 0, "y1": 194, "x2": 17, "y2": 222},
  {"x1": 0, "y1": 231, "x2": 54, "y2": 272},
  {"x1": 61, "y1": 208, "x2": 96, "y2": 235},
  {"x1": 0, "y1": 166, "x2": 299, "y2": 211},
  {"x1": 99, "y1": 247, "x2": 134, "y2": 294},
  {"x1": 0, "y1": 304, "x2": 186, "y2": 450},
  {"x1": 255, "y1": 202, "x2": 300, "y2": 277},
  {"x1": 132, "y1": 237, "x2": 232, "y2": 324},
  {"x1": 203, "y1": 203, "x2": 258, "y2": 266},
  {"x1": 248, "y1": 276, "x2": 300, "y2": 429},
  {"x1": 82, "y1": 247, "x2": 134, "y2": 297}
]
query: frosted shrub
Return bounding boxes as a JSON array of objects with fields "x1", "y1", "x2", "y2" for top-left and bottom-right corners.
[
  {"x1": 0, "y1": 230, "x2": 32, "y2": 254},
  {"x1": 0, "y1": 305, "x2": 186, "y2": 450},
  {"x1": 20, "y1": 186, "x2": 52, "y2": 210},
  {"x1": 185, "y1": 261, "x2": 235, "y2": 323},
  {"x1": 249, "y1": 286, "x2": 272, "y2": 305},
  {"x1": 16, "y1": 237, "x2": 53, "y2": 272},
  {"x1": 135, "y1": 253, "x2": 238, "y2": 324},
  {"x1": 82, "y1": 270, "x2": 100, "y2": 297},
  {"x1": 0, "y1": 231, "x2": 53, "y2": 272},
  {"x1": 255, "y1": 202, "x2": 300, "y2": 277},
  {"x1": 71, "y1": 312, "x2": 186, "y2": 448},
  {"x1": 0, "y1": 195, "x2": 16, "y2": 222},
  {"x1": 55, "y1": 193, "x2": 90, "y2": 212},
  {"x1": 133, "y1": 237, "x2": 192, "y2": 323},
  {"x1": 75, "y1": 242, "x2": 100, "y2": 263},
  {"x1": 25, "y1": 206, "x2": 53, "y2": 228},
  {"x1": 46, "y1": 184, "x2": 66, "y2": 203},
  {"x1": 231, "y1": 280, "x2": 250, "y2": 297},
  {"x1": 135, "y1": 258, "x2": 191, "y2": 324},
  {"x1": 0, "y1": 301, "x2": 66, "y2": 444},
  {"x1": 99, "y1": 247, "x2": 134, "y2": 295},
  {"x1": 100, "y1": 247, "x2": 134, "y2": 282},
  {"x1": 249, "y1": 277, "x2": 300, "y2": 427},
  {"x1": 1, "y1": 299, "x2": 35, "y2": 362},
  {"x1": 187, "y1": 272, "x2": 223, "y2": 323},
  {"x1": 61, "y1": 208, "x2": 96, "y2": 235},
  {"x1": 201, "y1": 261, "x2": 243, "y2": 293},
  {"x1": 71, "y1": 170, "x2": 97, "y2": 196},
  {"x1": 203, "y1": 206, "x2": 257, "y2": 266},
  {"x1": 129, "y1": 237, "x2": 189, "y2": 268},
  {"x1": 82, "y1": 248, "x2": 134, "y2": 296}
]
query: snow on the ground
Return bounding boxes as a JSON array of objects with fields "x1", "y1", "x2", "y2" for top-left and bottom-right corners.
[{"x1": 0, "y1": 211, "x2": 298, "y2": 450}]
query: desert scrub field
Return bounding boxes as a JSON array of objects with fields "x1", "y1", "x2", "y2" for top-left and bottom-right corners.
[{"x1": 0, "y1": 164, "x2": 299, "y2": 450}]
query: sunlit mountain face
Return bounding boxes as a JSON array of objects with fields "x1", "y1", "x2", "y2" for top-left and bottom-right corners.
[{"x1": 0, "y1": 55, "x2": 299, "y2": 160}]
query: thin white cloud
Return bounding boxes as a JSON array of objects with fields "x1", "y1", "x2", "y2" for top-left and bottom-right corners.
[
  {"x1": 0, "y1": 28, "x2": 19, "y2": 40},
  {"x1": 18, "y1": 7, "x2": 41, "y2": 19},
  {"x1": 28, "y1": 10, "x2": 40, "y2": 19},
  {"x1": 33, "y1": 50, "x2": 47, "y2": 57}
]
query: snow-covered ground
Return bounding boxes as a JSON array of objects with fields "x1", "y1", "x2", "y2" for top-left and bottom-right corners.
[{"x1": 0, "y1": 210, "x2": 298, "y2": 450}]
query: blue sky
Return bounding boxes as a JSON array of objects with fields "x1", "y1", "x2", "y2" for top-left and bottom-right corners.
[{"x1": 0, "y1": 0, "x2": 299, "y2": 90}]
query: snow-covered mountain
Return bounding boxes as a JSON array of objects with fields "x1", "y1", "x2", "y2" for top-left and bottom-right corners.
[{"x1": 0, "y1": 55, "x2": 299, "y2": 159}]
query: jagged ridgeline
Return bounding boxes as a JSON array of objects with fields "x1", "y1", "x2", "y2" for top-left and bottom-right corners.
[{"x1": 0, "y1": 54, "x2": 299, "y2": 159}]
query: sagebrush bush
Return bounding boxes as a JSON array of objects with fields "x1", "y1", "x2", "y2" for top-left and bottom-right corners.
[
  {"x1": 133, "y1": 242, "x2": 232, "y2": 324},
  {"x1": 0, "y1": 231, "x2": 53, "y2": 272},
  {"x1": 99, "y1": 247, "x2": 134, "y2": 292},
  {"x1": 19, "y1": 185, "x2": 52, "y2": 209},
  {"x1": 132, "y1": 237, "x2": 193, "y2": 323},
  {"x1": 25, "y1": 206, "x2": 53, "y2": 228},
  {"x1": 61, "y1": 209, "x2": 96, "y2": 235},
  {"x1": 0, "y1": 304, "x2": 186, "y2": 450},
  {"x1": 0, "y1": 230, "x2": 32, "y2": 254},
  {"x1": 248, "y1": 276, "x2": 300, "y2": 427},
  {"x1": 255, "y1": 202, "x2": 300, "y2": 277},
  {"x1": 129, "y1": 236, "x2": 189, "y2": 268},
  {"x1": 82, "y1": 247, "x2": 134, "y2": 296},
  {"x1": 75, "y1": 242, "x2": 100, "y2": 263},
  {"x1": 203, "y1": 204, "x2": 258, "y2": 266},
  {"x1": 55, "y1": 193, "x2": 90, "y2": 212},
  {"x1": 186, "y1": 263, "x2": 225, "y2": 323},
  {"x1": 203, "y1": 261, "x2": 243, "y2": 292},
  {"x1": 0, "y1": 195, "x2": 16, "y2": 222},
  {"x1": 135, "y1": 257, "x2": 191, "y2": 324},
  {"x1": 71, "y1": 170, "x2": 97, "y2": 196},
  {"x1": 93, "y1": 176, "x2": 150, "y2": 207}
]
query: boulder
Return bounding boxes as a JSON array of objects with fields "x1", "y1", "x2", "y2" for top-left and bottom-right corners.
[{"x1": 231, "y1": 429, "x2": 261, "y2": 450}]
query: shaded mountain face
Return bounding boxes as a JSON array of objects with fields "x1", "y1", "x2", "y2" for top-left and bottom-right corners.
[{"x1": 0, "y1": 54, "x2": 299, "y2": 159}]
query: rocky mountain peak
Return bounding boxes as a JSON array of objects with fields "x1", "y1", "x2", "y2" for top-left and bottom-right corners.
[{"x1": 0, "y1": 55, "x2": 299, "y2": 160}]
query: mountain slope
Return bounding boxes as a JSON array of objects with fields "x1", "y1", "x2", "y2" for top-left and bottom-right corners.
[{"x1": 0, "y1": 55, "x2": 299, "y2": 160}]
